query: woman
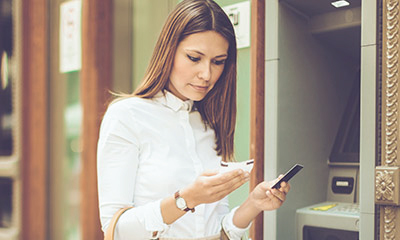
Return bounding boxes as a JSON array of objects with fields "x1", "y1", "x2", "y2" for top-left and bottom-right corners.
[{"x1": 97, "y1": 0, "x2": 290, "y2": 239}]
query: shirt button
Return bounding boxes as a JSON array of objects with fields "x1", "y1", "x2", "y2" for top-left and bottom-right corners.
[{"x1": 182, "y1": 102, "x2": 190, "y2": 111}]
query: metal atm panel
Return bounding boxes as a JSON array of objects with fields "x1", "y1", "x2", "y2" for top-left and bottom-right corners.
[
  {"x1": 296, "y1": 167, "x2": 360, "y2": 240},
  {"x1": 296, "y1": 71, "x2": 360, "y2": 240}
]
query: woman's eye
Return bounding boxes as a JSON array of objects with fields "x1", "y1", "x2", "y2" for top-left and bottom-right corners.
[
  {"x1": 213, "y1": 59, "x2": 226, "y2": 65},
  {"x1": 187, "y1": 55, "x2": 200, "y2": 62}
]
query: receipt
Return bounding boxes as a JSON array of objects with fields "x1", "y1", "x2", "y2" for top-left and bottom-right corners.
[{"x1": 219, "y1": 159, "x2": 254, "y2": 174}]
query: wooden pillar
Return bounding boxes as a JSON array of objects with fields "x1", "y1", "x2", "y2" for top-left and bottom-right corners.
[
  {"x1": 81, "y1": 0, "x2": 113, "y2": 239},
  {"x1": 21, "y1": 0, "x2": 49, "y2": 239},
  {"x1": 249, "y1": 0, "x2": 265, "y2": 239}
]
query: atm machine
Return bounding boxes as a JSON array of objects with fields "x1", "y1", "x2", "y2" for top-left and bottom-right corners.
[{"x1": 296, "y1": 74, "x2": 360, "y2": 240}]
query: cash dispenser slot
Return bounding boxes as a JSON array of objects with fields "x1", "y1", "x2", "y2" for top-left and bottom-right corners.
[{"x1": 332, "y1": 177, "x2": 354, "y2": 194}]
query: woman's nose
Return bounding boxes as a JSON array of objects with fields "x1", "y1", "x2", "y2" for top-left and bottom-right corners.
[{"x1": 198, "y1": 62, "x2": 211, "y2": 81}]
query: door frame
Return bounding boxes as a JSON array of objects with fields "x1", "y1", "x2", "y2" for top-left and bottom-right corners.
[
  {"x1": 21, "y1": 0, "x2": 49, "y2": 238},
  {"x1": 249, "y1": 0, "x2": 265, "y2": 239},
  {"x1": 80, "y1": 0, "x2": 113, "y2": 239},
  {"x1": 376, "y1": 0, "x2": 400, "y2": 239}
]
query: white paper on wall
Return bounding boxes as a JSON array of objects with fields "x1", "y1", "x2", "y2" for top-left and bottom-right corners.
[{"x1": 60, "y1": 0, "x2": 82, "y2": 73}]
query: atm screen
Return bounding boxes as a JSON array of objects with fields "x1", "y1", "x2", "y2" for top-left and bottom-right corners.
[{"x1": 329, "y1": 71, "x2": 360, "y2": 165}]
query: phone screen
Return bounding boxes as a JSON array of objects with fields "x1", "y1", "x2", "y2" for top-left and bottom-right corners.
[{"x1": 271, "y1": 164, "x2": 304, "y2": 189}]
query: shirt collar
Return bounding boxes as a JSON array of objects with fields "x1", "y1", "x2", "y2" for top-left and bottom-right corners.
[{"x1": 154, "y1": 90, "x2": 194, "y2": 112}]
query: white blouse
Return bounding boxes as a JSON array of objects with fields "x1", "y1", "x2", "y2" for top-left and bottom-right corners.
[{"x1": 97, "y1": 91, "x2": 249, "y2": 239}]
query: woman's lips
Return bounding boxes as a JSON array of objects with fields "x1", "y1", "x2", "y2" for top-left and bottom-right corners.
[{"x1": 190, "y1": 84, "x2": 209, "y2": 92}]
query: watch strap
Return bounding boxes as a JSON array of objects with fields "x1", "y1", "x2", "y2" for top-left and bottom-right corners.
[{"x1": 174, "y1": 191, "x2": 195, "y2": 213}]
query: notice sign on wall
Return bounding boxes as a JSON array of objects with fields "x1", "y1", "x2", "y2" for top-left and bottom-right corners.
[
  {"x1": 60, "y1": 0, "x2": 82, "y2": 73},
  {"x1": 222, "y1": 1, "x2": 250, "y2": 49}
]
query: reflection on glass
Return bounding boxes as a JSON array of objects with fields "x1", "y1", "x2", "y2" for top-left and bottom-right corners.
[
  {"x1": 0, "y1": 0, "x2": 13, "y2": 156},
  {"x1": 0, "y1": 177, "x2": 12, "y2": 228}
]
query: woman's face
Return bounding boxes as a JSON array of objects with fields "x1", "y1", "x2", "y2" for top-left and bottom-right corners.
[{"x1": 167, "y1": 30, "x2": 229, "y2": 101}]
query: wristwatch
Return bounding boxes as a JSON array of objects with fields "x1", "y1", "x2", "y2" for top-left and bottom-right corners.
[{"x1": 174, "y1": 191, "x2": 195, "y2": 213}]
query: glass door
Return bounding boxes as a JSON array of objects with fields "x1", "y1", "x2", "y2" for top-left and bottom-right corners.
[
  {"x1": 0, "y1": 0, "x2": 21, "y2": 239},
  {"x1": 48, "y1": 1, "x2": 82, "y2": 239}
]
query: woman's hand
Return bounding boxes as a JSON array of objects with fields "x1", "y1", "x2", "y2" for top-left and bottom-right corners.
[
  {"x1": 181, "y1": 169, "x2": 250, "y2": 208},
  {"x1": 250, "y1": 176, "x2": 291, "y2": 211},
  {"x1": 232, "y1": 176, "x2": 291, "y2": 228}
]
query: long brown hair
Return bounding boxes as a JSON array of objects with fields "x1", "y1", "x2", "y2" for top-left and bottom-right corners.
[{"x1": 132, "y1": 0, "x2": 237, "y2": 161}]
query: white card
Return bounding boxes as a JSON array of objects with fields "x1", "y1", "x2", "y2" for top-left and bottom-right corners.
[{"x1": 219, "y1": 159, "x2": 254, "y2": 174}]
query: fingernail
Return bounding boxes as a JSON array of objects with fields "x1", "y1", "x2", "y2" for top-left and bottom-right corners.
[
  {"x1": 244, "y1": 172, "x2": 249, "y2": 178},
  {"x1": 266, "y1": 190, "x2": 271, "y2": 196}
]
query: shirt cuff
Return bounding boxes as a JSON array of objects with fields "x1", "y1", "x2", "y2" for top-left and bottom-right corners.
[
  {"x1": 139, "y1": 199, "x2": 170, "y2": 237},
  {"x1": 222, "y1": 207, "x2": 252, "y2": 240},
  {"x1": 117, "y1": 199, "x2": 169, "y2": 239}
]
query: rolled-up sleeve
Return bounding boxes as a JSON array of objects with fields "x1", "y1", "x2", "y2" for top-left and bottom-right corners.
[
  {"x1": 221, "y1": 207, "x2": 252, "y2": 240},
  {"x1": 214, "y1": 196, "x2": 251, "y2": 240},
  {"x1": 97, "y1": 103, "x2": 169, "y2": 240}
]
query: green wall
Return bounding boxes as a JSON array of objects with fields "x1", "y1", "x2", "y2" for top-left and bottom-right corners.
[
  {"x1": 132, "y1": 0, "x2": 251, "y2": 209},
  {"x1": 215, "y1": 0, "x2": 251, "y2": 209},
  {"x1": 132, "y1": 0, "x2": 177, "y2": 87}
]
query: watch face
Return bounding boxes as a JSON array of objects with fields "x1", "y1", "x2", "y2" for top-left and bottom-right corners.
[{"x1": 176, "y1": 197, "x2": 186, "y2": 209}]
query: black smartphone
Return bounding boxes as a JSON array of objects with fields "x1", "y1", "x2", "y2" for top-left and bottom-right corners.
[{"x1": 271, "y1": 164, "x2": 304, "y2": 189}]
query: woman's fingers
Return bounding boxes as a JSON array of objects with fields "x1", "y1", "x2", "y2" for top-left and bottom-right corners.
[
  {"x1": 266, "y1": 180, "x2": 290, "y2": 203},
  {"x1": 201, "y1": 169, "x2": 219, "y2": 177},
  {"x1": 215, "y1": 172, "x2": 249, "y2": 196},
  {"x1": 185, "y1": 169, "x2": 251, "y2": 206},
  {"x1": 269, "y1": 188, "x2": 286, "y2": 202},
  {"x1": 199, "y1": 169, "x2": 247, "y2": 190},
  {"x1": 279, "y1": 181, "x2": 291, "y2": 194},
  {"x1": 209, "y1": 169, "x2": 247, "y2": 185},
  {"x1": 248, "y1": 178, "x2": 292, "y2": 211},
  {"x1": 203, "y1": 170, "x2": 250, "y2": 200}
]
